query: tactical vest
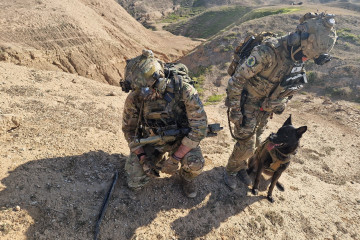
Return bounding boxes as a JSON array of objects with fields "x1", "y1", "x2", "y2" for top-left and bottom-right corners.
[
  {"x1": 245, "y1": 37, "x2": 305, "y2": 99},
  {"x1": 141, "y1": 76, "x2": 189, "y2": 138}
]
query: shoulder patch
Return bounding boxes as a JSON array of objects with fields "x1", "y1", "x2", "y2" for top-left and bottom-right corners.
[{"x1": 246, "y1": 55, "x2": 256, "y2": 67}]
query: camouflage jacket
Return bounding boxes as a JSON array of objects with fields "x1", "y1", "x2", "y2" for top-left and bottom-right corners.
[
  {"x1": 227, "y1": 36, "x2": 304, "y2": 109},
  {"x1": 122, "y1": 80, "x2": 208, "y2": 152}
]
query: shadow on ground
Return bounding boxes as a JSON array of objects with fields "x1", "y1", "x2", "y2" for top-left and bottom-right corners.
[{"x1": 0, "y1": 151, "x2": 264, "y2": 239}]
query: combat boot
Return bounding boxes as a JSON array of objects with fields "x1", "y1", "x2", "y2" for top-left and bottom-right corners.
[
  {"x1": 238, "y1": 169, "x2": 252, "y2": 186},
  {"x1": 224, "y1": 171, "x2": 237, "y2": 190},
  {"x1": 181, "y1": 178, "x2": 197, "y2": 198}
]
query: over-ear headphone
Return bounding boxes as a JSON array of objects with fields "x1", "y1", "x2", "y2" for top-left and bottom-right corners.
[
  {"x1": 288, "y1": 32, "x2": 301, "y2": 47},
  {"x1": 288, "y1": 31, "x2": 310, "y2": 47}
]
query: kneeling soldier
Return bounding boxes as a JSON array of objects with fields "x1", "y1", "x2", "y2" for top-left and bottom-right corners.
[{"x1": 121, "y1": 50, "x2": 208, "y2": 198}]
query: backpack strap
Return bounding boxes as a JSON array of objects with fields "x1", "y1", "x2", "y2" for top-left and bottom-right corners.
[
  {"x1": 173, "y1": 74, "x2": 182, "y2": 92},
  {"x1": 173, "y1": 74, "x2": 183, "y2": 101},
  {"x1": 163, "y1": 74, "x2": 183, "y2": 105}
]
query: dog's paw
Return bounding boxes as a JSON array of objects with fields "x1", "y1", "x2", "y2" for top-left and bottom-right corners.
[
  {"x1": 267, "y1": 195, "x2": 275, "y2": 203},
  {"x1": 251, "y1": 188, "x2": 258, "y2": 195}
]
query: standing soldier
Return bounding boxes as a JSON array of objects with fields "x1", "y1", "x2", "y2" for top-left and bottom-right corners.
[
  {"x1": 224, "y1": 12, "x2": 337, "y2": 189},
  {"x1": 121, "y1": 50, "x2": 208, "y2": 198}
]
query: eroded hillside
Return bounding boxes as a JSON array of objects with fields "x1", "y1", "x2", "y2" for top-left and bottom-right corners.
[{"x1": 0, "y1": 0, "x2": 199, "y2": 85}]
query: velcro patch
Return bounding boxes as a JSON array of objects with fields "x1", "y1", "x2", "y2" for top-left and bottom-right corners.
[{"x1": 246, "y1": 55, "x2": 256, "y2": 67}]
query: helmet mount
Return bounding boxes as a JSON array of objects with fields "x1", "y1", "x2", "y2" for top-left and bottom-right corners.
[
  {"x1": 121, "y1": 49, "x2": 164, "y2": 93},
  {"x1": 289, "y1": 12, "x2": 337, "y2": 62}
]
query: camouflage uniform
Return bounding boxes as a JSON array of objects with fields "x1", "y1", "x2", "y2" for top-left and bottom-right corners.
[
  {"x1": 226, "y1": 36, "x2": 293, "y2": 174},
  {"x1": 122, "y1": 73, "x2": 208, "y2": 190},
  {"x1": 225, "y1": 13, "x2": 337, "y2": 179}
]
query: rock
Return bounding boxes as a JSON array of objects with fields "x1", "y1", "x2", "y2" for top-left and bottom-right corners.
[
  {"x1": 0, "y1": 114, "x2": 22, "y2": 134},
  {"x1": 14, "y1": 205, "x2": 21, "y2": 211},
  {"x1": 106, "y1": 92, "x2": 116, "y2": 96},
  {"x1": 322, "y1": 98, "x2": 332, "y2": 105}
]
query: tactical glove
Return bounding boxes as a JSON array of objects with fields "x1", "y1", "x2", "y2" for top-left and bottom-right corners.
[
  {"x1": 229, "y1": 108, "x2": 243, "y2": 124},
  {"x1": 161, "y1": 155, "x2": 181, "y2": 175},
  {"x1": 261, "y1": 98, "x2": 286, "y2": 114},
  {"x1": 273, "y1": 104, "x2": 285, "y2": 115}
]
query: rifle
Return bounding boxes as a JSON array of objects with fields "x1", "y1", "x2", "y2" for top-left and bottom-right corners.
[
  {"x1": 237, "y1": 35, "x2": 256, "y2": 61},
  {"x1": 129, "y1": 123, "x2": 223, "y2": 149},
  {"x1": 268, "y1": 69, "x2": 307, "y2": 100},
  {"x1": 228, "y1": 35, "x2": 256, "y2": 76},
  {"x1": 260, "y1": 64, "x2": 307, "y2": 115}
]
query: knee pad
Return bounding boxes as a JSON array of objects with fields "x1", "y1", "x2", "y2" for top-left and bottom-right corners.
[{"x1": 182, "y1": 148, "x2": 204, "y2": 172}]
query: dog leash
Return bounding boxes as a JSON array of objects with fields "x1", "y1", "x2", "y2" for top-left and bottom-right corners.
[{"x1": 227, "y1": 108, "x2": 255, "y2": 141}]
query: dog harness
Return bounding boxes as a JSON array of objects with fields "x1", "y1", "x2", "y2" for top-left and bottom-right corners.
[{"x1": 255, "y1": 138, "x2": 296, "y2": 172}]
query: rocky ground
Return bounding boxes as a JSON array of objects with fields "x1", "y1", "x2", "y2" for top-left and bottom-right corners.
[
  {"x1": 0, "y1": 62, "x2": 359, "y2": 239},
  {"x1": 1, "y1": 0, "x2": 360, "y2": 239}
]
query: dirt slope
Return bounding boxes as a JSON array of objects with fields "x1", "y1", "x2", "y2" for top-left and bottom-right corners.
[
  {"x1": 0, "y1": 0, "x2": 200, "y2": 85},
  {"x1": 0, "y1": 62, "x2": 359, "y2": 239}
]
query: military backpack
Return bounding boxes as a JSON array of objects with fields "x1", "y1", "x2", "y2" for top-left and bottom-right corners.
[
  {"x1": 163, "y1": 62, "x2": 196, "y2": 87},
  {"x1": 227, "y1": 32, "x2": 277, "y2": 76}
]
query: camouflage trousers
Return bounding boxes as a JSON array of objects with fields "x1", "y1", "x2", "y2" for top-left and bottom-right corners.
[
  {"x1": 226, "y1": 101, "x2": 271, "y2": 175},
  {"x1": 125, "y1": 143, "x2": 205, "y2": 190}
]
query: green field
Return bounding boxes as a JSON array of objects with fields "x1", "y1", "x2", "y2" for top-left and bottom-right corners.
[
  {"x1": 239, "y1": 7, "x2": 300, "y2": 23},
  {"x1": 163, "y1": 6, "x2": 301, "y2": 39},
  {"x1": 164, "y1": 5, "x2": 250, "y2": 39}
]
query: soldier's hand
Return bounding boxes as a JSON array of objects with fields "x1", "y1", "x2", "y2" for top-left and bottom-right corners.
[
  {"x1": 141, "y1": 157, "x2": 159, "y2": 178},
  {"x1": 161, "y1": 155, "x2": 181, "y2": 175},
  {"x1": 260, "y1": 98, "x2": 273, "y2": 112},
  {"x1": 273, "y1": 104, "x2": 285, "y2": 115},
  {"x1": 229, "y1": 108, "x2": 243, "y2": 124},
  {"x1": 261, "y1": 98, "x2": 286, "y2": 114}
]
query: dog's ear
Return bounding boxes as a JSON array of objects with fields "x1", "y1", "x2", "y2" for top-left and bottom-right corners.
[
  {"x1": 296, "y1": 126, "x2": 307, "y2": 138},
  {"x1": 283, "y1": 115, "x2": 292, "y2": 126}
]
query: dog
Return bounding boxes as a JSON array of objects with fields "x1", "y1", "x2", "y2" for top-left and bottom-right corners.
[{"x1": 247, "y1": 115, "x2": 307, "y2": 203}]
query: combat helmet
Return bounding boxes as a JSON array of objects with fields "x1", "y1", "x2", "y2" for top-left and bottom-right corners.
[
  {"x1": 288, "y1": 12, "x2": 337, "y2": 63},
  {"x1": 121, "y1": 49, "x2": 164, "y2": 93}
]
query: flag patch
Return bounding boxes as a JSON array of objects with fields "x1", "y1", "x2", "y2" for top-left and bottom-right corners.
[{"x1": 246, "y1": 55, "x2": 256, "y2": 67}]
